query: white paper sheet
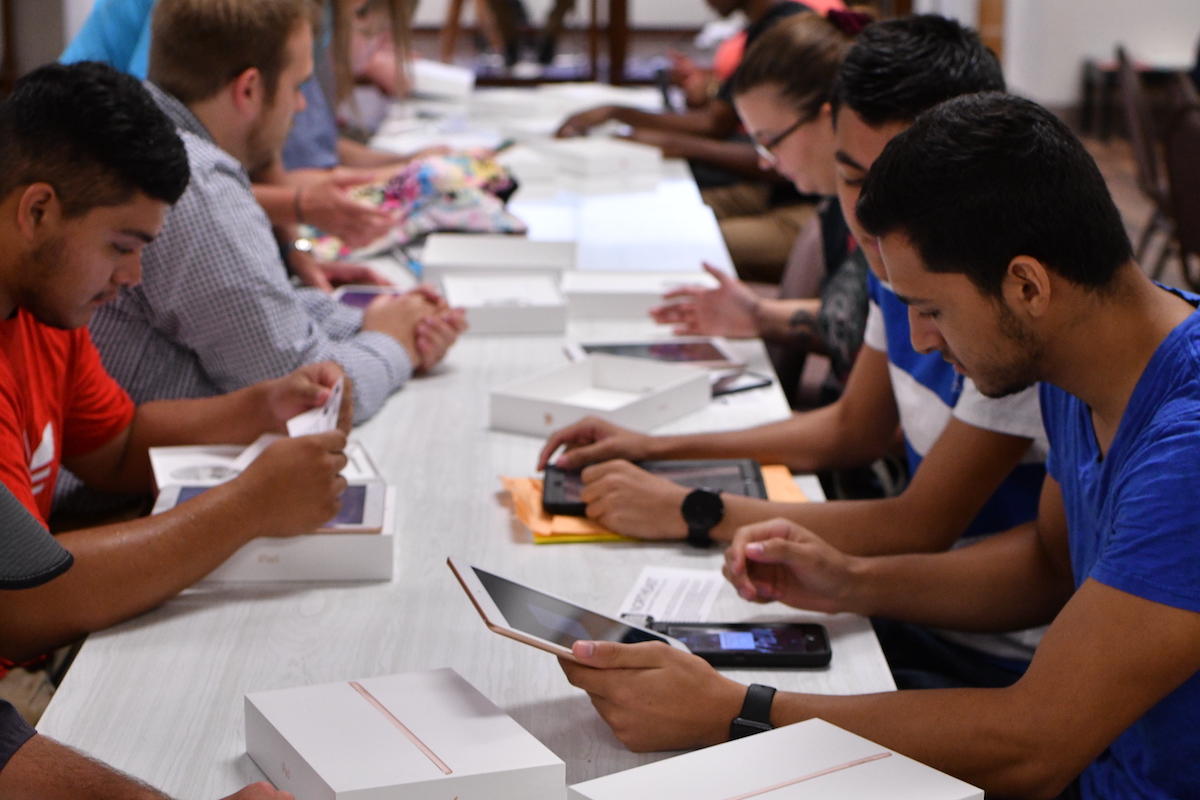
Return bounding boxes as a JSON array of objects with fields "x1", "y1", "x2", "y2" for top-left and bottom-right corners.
[
  {"x1": 286, "y1": 377, "x2": 343, "y2": 438},
  {"x1": 617, "y1": 566, "x2": 724, "y2": 623}
]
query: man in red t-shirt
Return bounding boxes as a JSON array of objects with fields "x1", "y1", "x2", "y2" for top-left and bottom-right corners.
[{"x1": 0, "y1": 60, "x2": 350, "y2": 718}]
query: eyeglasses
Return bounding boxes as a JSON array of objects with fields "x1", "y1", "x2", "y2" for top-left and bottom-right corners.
[{"x1": 752, "y1": 116, "x2": 809, "y2": 165}]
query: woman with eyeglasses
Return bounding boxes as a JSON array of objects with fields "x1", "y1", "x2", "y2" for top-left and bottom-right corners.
[{"x1": 653, "y1": 10, "x2": 872, "y2": 408}]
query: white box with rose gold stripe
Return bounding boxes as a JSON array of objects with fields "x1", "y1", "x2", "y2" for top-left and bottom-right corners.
[
  {"x1": 568, "y1": 718, "x2": 981, "y2": 800},
  {"x1": 246, "y1": 668, "x2": 564, "y2": 800}
]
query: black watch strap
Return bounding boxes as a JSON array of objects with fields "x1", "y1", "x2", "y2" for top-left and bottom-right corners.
[{"x1": 729, "y1": 683, "x2": 776, "y2": 740}]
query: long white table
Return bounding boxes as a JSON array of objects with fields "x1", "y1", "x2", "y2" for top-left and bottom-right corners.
[
  {"x1": 38, "y1": 93, "x2": 894, "y2": 796},
  {"x1": 37, "y1": 323, "x2": 894, "y2": 798}
]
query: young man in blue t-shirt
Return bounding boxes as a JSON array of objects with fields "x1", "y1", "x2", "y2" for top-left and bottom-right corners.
[
  {"x1": 560, "y1": 93, "x2": 1200, "y2": 799},
  {"x1": 541, "y1": 17, "x2": 1046, "y2": 687}
]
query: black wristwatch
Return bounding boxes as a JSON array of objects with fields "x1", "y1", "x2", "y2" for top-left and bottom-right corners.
[
  {"x1": 729, "y1": 683, "x2": 776, "y2": 740},
  {"x1": 681, "y1": 488, "x2": 723, "y2": 548}
]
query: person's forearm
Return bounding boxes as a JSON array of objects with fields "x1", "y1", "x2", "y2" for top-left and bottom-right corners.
[
  {"x1": 0, "y1": 481, "x2": 269, "y2": 660},
  {"x1": 92, "y1": 387, "x2": 280, "y2": 494},
  {"x1": 770, "y1": 685, "x2": 1076, "y2": 798},
  {"x1": 844, "y1": 523, "x2": 1071, "y2": 632},
  {"x1": 645, "y1": 403, "x2": 894, "y2": 474},
  {"x1": 252, "y1": 183, "x2": 302, "y2": 227},
  {"x1": 0, "y1": 735, "x2": 171, "y2": 799},
  {"x1": 664, "y1": 136, "x2": 779, "y2": 180},
  {"x1": 611, "y1": 106, "x2": 730, "y2": 138},
  {"x1": 337, "y1": 137, "x2": 404, "y2": 168},
  {"x1": 756, "y1": 298, "x2": 823, "y2": 343}
]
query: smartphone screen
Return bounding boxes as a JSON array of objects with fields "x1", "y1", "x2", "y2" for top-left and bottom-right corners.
[
  {"x1": 337, "y1": 291, "x2": 390, "y2": 309},
  {"x1": 472, "y1": 567, "x2": 666, "y2": 649},
  {"x1": 664, "y1": 624, "x2": 825, "y2": 655},
  {"x1": 176, "y1": 484, "x2": 367, "y2": 525},
  {"x1": 581, "y1": 341, "x2": 726, "y2": 363}
]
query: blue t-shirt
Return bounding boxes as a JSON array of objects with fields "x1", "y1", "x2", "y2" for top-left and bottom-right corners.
[
  {"x1": 60, "y1": 0, "x2": 339, "y2": 169},
  {"x1": 1042, "y1": 287, "x2": 1200, "y2": 800},
  {"x1": 60, "y1": 0, "x2": 154, "y2": 77},
  {"x1": 865, "y1": 271, "x2": 1047, "y2": 539}
]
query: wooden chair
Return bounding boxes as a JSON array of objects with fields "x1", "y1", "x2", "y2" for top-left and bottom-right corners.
[
  {"x1": 1116, "y1": 46, "x2": 1175, "y2": 277},
  {"x1": 1162, "y1": 73, "x2": 1200, "y2": 291}
]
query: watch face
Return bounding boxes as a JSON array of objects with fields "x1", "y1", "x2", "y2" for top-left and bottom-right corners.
[{"x1": 682, "y1": 488, "x2": 724, "y2": 529}]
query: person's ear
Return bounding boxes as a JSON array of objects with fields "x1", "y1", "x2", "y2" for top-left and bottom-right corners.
[
  {"x1": 229, "y1": 67, "x2": 265, "y2": 120},
  {"x1": 15, "y1": 184, "x2": 58, "y2": 243},
  {"x1": 1003, "y1": 256, "x2": 1052, "y2": 320}
]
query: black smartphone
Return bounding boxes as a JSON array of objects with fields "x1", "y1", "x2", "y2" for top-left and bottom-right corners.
[
  {"x1": 542, "y1": 459, "x2": 767, "y2": 517},
  {"x1": 712, "y1": 370, "x2": 773, "y2": 397},
  {"x1": 650, "y1": 621, "x2": 832, "y2": 668}
]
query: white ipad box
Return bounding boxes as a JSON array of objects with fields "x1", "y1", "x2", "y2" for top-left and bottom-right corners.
[
  {"x1": 409, "y1": 58, "x2": 475, "y2": 100},
  {"x1": 538, "y1": 138, "x2": 662, "y2": 180},
  {"x1": 489, "y1": 354, "x2": 710, "y2": 437},
  {"x1": 148, "y1": 442, "x2": 395, "y2": 582},
  {"x1": 568, "y1": 718, "x2": 982, "y2": 800},
  {"x1": 440, "y1": 274, "x2": 567, "y2": 334},
  {"x1": 560, "y1": 271, "x2": 720, "y2": 319},
  {"x1": 245, "y1": 668, "x2": 565, "y2": 800},
  {"x1": 420, "y1": 234, "x2": 577, "y2": 279}
]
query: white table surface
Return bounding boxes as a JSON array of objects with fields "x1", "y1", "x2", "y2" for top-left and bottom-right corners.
[
  {"x1": 37, "y1": 323, "x2": 894, "y2": 797},
  {"x1": 38, "y1": 111, "x2": 892, "y2": 795}
]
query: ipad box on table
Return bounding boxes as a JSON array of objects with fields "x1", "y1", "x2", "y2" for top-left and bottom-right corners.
[
  {"x1": 568, "y1": 718, "x2": 982, "y2": 800},
  {"x1": 440, "y1": 274, "x2": 567, "y2": 334},
  {"x1": 148, "y1": 442, "x2": 395, "y2": 582},
  {"x1": 245, "y1": 668, "x2": 565, "y2": 800},
  {"x1": 421, "y1": 234, "x2": 576, "y2": 279},
  {"x1": 561, "y1": 271, "x2": 720, "y2": 319},
  {"x1": 489, "y1": 354, "x2": 710, "y2": 437}
]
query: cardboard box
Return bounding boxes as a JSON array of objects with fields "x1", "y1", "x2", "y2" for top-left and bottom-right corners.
[
  {"x1": 539, "y1": 138, "x2": 662, "y2": 180},
  {"x1": 489, "y1": 354, "x2": 710, "y2": 436},
  {"x1": 149, "y1": 442, "x2": 395, "y2": 582},
  {"x1": 441, "y1": 275, "x2": 567, "y2": 334},
  {"x1": 561, "y1": 271, "x2": 719, "y2": 319},
  {"x1": 246, "y1": 668, "x2": 565, "y2": 800},
  {"x1": 421, "y1": 234, "x2": 576, "y2": 279},
  {"x1": 568, "y1": 718, "x2": 982, "y2": 800},
  {"x1": 410, "y1": 58, "x2": 475, "y2": 99}
]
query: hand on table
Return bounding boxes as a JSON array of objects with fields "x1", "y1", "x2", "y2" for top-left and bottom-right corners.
[
  {"x1": 722, "y1": 518, "x2": 861, "y2": 614},
  {"x1": 262, "y1": 361, "x2": 353, "y2": 434},
  {"x1": 299, "y1": 174, "x2": 395, "y2": 248},
  {"x1": 559, "y1": 640, "x2": 745, "y2": 752},
  {"x1": 222, "y1": 783, "x2": 295, "y2": 800},
  {"x1": 578, "y1": 460, "x2": 689, "y2": 540},
  {"x1": 237, "y1": 431, "x2": 349, "y2": 537},
  {"x1": 650, "y1": 262, "x2": 760, "y2": 337},
  {"x1": 415, "y1": 306, "x2": 467, "y2": 374},
  {"x1": 537, "y1": 417, "x2": 656, "y2": 471},
  {"x1": 556, "y1": 105, "x2": 618, "y2": 138}
]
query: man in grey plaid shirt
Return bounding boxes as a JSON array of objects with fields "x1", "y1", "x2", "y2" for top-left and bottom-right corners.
[{"x1": 88, "y1": 0, "x2": 465, "y2": 428}]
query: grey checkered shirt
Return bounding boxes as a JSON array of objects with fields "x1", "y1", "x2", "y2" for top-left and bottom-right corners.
[{"x1": 89, "y1": 82, "x2": 413, "y2": 425}]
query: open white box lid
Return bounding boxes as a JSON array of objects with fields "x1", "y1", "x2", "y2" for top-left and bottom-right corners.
[
  {"x1": 494, "y1": 354, "x2": 706, "y2": 411},
  {"x1": 247, "y1": 668, "x2": 563, "y2": 793},
  {"x1": 561, "y1": 271, "x2": 720, "y2": 294},
  {"x1": 568, "y1": 718, "x2": 982, "y2": 800},
  {"x1": 442, "y1": 274, "x2": 566, "y2": 308},
  {"x1": 422, "y1": 234, "x2": 577, "y2": 272},
  {"x1": 149, "y1": 440, "x2": 379, "y2": 489}
]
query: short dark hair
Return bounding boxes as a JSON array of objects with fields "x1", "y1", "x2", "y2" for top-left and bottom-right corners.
[
  {"x1": 0, "y1": 62, "x2": 189, "y2": 217},
  {"x1": 832, "y1": 15, "x2": 1004, "y2": 127},
  {"x1": 856, "y1": 93, "x2": 1133, "y2": 295}
]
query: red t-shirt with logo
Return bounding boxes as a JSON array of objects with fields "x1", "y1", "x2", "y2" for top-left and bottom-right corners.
[{"x1": 0, "y1": 309, "x2": 135, "y2": 526}]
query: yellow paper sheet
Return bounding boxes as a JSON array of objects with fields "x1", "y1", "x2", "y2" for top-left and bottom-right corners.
[{"x1": 501, "y1": 465, "x2": 807, "y2": 544}]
